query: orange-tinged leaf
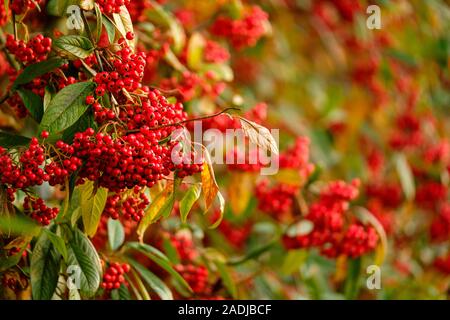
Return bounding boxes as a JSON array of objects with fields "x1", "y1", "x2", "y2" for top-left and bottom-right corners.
[
  {"x1": 201, "y1": 159, "x2": 219, "y2": 212},
  {"x1": 228, "y1": 172, "x2": 253, "y2": 215}
]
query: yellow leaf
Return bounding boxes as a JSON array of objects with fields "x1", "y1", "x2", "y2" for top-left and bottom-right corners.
[
  {"x1": 137, "y1": 183, "x2": 173, "y2": 242},
  {"x1": 80, "y1": 181, "x2": 108, "y2": 237},
  {"x1": 228, "y1": 172, "x2": 253, "y2": 215}
]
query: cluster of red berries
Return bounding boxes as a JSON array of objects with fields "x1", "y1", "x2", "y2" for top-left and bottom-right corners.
[
  {"x1": 97, "y1": 0, "x2": 131, "y2": 14},
  {"x1": 23, "y1": 196, "x2": 59, "y2": 225},
  {"x1": 430, "y1": 204, "x2": 450, "y2": 243},
  {"x1": 6, "y1": 34, "x2": 52, "y2": 66},
  {"x1": 0, "y1": 138, "x2": 48, "y2": 189},
  {"x1": 434, "y1": 253, "x2": 450, "y2": 275},
  {"x1": 70, "y1": 127, "x2": 189, "y2": 191},
  {"x1": 211, "y1": 6, "x2": 269, "y2": 50},
  {"x1": 93, "y1": 46, "x2": 145, "y2": 96},
  {"x1": 127, "y1": 0, "x2": 151, "y2": 22},
  {"x1": 255, "y1": 180, "x2": 298, "y2": 220},
  {"x1": 101, "y1": 262, "x2": 131, "y2": 290},
  {"x1": 366, "y1": 199, "x2": 394, "y2": 234},
  {"x1": 118, "y1": 89, "x2": 187, "y2": 131},
  {"x1": 73, "y1": 54, "x2": 98, "y2": 69},
  {"x1": 104, "y1": 188, "x2": 150, "y2": 221},
  {"x1": 415, "y1": 181, "x2": 447, "y2": 210},
  {"x1": 168, "y1": 232, "x2": 198, "y2": 262},
  {"x1": 279, "y1": 137, "x2": 315, "y2": 178},
  {"x1": 10, "y1": 0, "x2": 43, "y2": 15},
  {"x1": 389, "y1": 113, "x2": 424, "y2": 150},
  {"x1": 160, "y1": 71, "x2": 225, "y2": 102},
  {"x1": 204, "y1": 40, "x2": 230, "y2": 64},
  {"x1": 46, "y1": 140, "x2": 83, "y2": 186},
  {"x1": 365, "y1": 182, "x2": 403, "y2": 209},
  {"x1": 175, "y1": 264, "x2": 209, "y2": 295},
  {"x1": 283, "y1": 179, "x2": 379, "y2": 258},
  {"x1": 0, "y1": 1, "x2": 8, "y2": 26},
  {"x1": 423, "y1": 140, "x2": 450, "y2": 165},
  {"x1": 218, "y1": 218, "x2": 252, "y2": 249}
]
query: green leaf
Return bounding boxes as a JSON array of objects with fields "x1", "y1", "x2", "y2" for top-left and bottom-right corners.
[
  {"x1": 43, "y1": 87, "x2": 53, "y2": 111},
  {"x1": 67, "y1": 228, "x2": 102, "y2": 297},
  {"x1": 395, "y1": 153, "x2": 415, "y2": 201},
  {"x1": 111, "y1": 284, "x2": 131, "y2": 300},
  {"x1": 102, "y1": 15, "x2": 116, "y2": 44},
  {"x1": 200, "y1": 63, "x2": 234, "y2": 82},
  {"x1": 228, "y1": 239, "x2": 277, "y2": 266},
  {"x1": 187, "y1": 32, "x2": 205, "y2": 70},
  {"x1": 17, "y1": 89, "x2": 44, "y2": 123},
  {"x1": 281, "y1": 249, "x2": 308, "y2": 275},
  {"x1": 125, "y1": 242, "x2": 192, "y2": 293},
  {"x1": 53, "y1": 35, "x2": 94, "y2": 59},
  {"x1": 147, "y1": 0, "x2": 185, "y2": 53},
  {"x1": 0, "y1": 131, "x2": 31, "y2": 148},
  {"x1": 39, "y1": 82, "x2": 95, "y2": 134},
  {"x1": 44, "y1": 229, "x2": 68, "y2": 261},
  {"x1": 94, "y1": 3, "x2": 103, "y2": 42},
  {"x1": 12, "y1": 58, "x2": 67, "y2": 89},
  {"x1": 214, "y1": 260, "x2": 237, "y2": 298},
  {"x1": 46, "y1": 0, "x2": 77, "y2": 16},
  {"x1": 0, "y1": 214, "x2": 41, "y2": 237},
  {"x1": 128, "y1": 258, "x2": 173, "y2": 300},
  {"x1": 79, "y1": 181, "x2": 108, "y2": 237},
  {"x1": 137, "y1": 181, "x2": 179, "y2": 241},
  {"x1": 344, "y1": 258, "x2": 362, "y2": 300},
  {"x1": 108, "y1": 218, "x2": 125, "y2": 251},
  {"x1": 179, "y1": 184, "x2": 201, "y2": 223},
  {"x1": 30, "y1": 231, "x2": 61, "y2": 300}
]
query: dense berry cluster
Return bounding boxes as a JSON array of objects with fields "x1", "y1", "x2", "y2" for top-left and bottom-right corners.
[
  {"x1": 101, "y1": 262, "x2": 131, "y2": 290},
  {"x1": 434, "y1": 253, "x2": 450, "y2": 274},
  {"x1": 211, "y1": 6, "x2": 269, "y2": 49},
  {"x1": 283, "y1": 179, "x2": 379, "y2": 258},
  {"x1": 97, "y1": 0, "x2": 131, "y2": 14},
  {"x1": 6, "y1": 34, "x2": 52, "y2": 66},
  {"x1": 168, "y1": 232, "x2": 198, "y2": 262},
  {"x1": 174, "y1": 264, "x2": 209, "y2": 295},
  {"x1": 415, "y1": 181, "x2": 447, "y2": 210},
  {"x1": 103, "y1": 188, "x2": 150, "y2": 221},
  {"x1": 10, "y1": 0, "x2": 43, "y2": 15},
  {"x1": 204, "y1": 40, "x2": 230, "y2": 64},
  {"x1": 218, "y1": 219, "x2": 252, "y2": 249},
  {"x1": 365, "y1": 182, "x2": 403, "y2": 209},
  {"x1": 93, "y1": 47, "x2": 146, "y2": 96},
  {"x1": 255, "y1": 180, "x2": 298, "y2": 219},
  {"x1": 0, "y1": 138, "x2": 48, "y2": 189},
  {"x1": 279, "y1": 137, "x2": 314, "y2": 178},
  {"x1": 23, "y1": 196, "x2": 59, "y2": 225},
  {"x1": 430, "y1": 204, "x2": 450, "y2": 243}
]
